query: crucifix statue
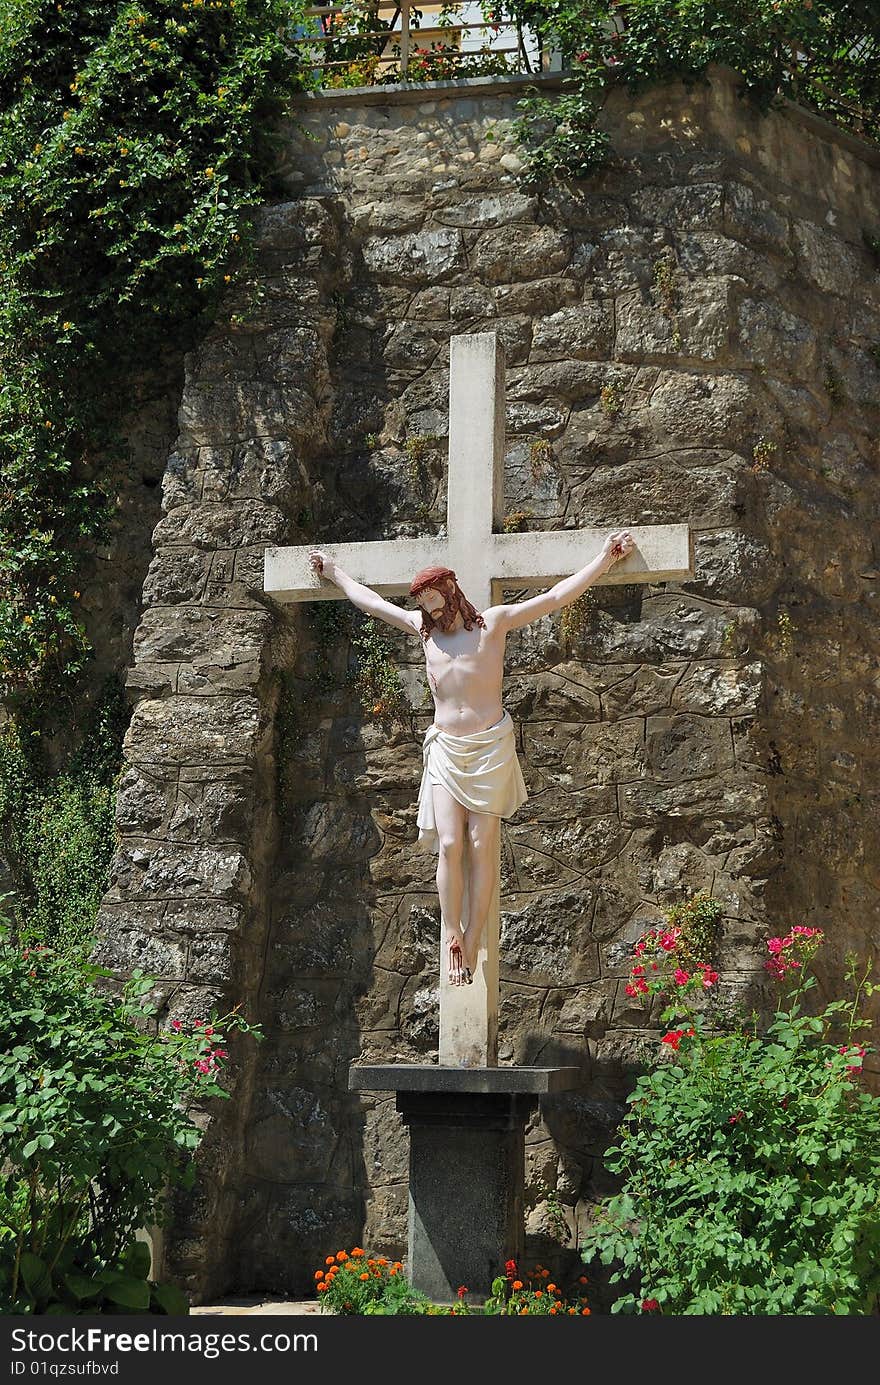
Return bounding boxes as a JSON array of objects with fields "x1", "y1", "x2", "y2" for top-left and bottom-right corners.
[{"x1": 264, "y1": 332, "x2": 692, "y2": 1067}]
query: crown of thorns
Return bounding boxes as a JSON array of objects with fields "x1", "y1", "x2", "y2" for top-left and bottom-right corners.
[{"x1": 408, "y1": 566, "x2": 459, "y2": 597}]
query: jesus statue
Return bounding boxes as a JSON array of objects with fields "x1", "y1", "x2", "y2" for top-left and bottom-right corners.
[{"x1": 308, "y1": 529, "x2": 635, "y2": 988}]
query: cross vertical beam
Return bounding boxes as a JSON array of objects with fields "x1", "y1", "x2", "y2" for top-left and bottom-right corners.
[{"x1": 439, "y1": 335, "x2": 506, "y2": 1066}]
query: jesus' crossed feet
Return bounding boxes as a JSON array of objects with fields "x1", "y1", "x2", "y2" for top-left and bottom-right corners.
[{"x1": 446, "y1": 932, "x2": 473, "y2": 987}]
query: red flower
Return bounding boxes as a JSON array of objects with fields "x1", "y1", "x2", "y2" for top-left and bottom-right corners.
[
  {"x1": 641, "y1": 1298, "x2": 660, "y2": 1312},
  {"x1": 170, "y1": 1019, "x2": 182, "y2": 1031},
  {"x1": 674, "y1": 967, "x2": 690, "y2": 986},
  {"x1": 728, "y1": 1109, "x2": 745, "y2": 1124},
  {"x1": 457, "y1": 1285, "x2": 468, "y2": 1299},
  {"x1": 505, "y1": 1259, "x2": 517, "y2": 1280},
  {"x1": 701, "y1": 966, "x2": 719, "y2": 988}
]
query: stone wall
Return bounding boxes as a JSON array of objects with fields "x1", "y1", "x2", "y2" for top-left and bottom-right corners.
[{"x1": 92, "y1": 64, "x2": 880, "y2": 1301}]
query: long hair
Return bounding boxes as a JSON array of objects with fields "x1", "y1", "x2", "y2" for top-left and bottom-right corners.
[{"x1": 409, "y1": 566, "x2": 486, "y2": 641}]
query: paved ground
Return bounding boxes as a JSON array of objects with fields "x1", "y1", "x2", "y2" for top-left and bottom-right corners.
[{"x1": 190, "y1": 1298, "x2": 321, "y2": 1316}]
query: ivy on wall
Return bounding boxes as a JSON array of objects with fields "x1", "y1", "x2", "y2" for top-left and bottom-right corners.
[{"x1": 0, "y1": 0, "x2": 310, "y2": 712}]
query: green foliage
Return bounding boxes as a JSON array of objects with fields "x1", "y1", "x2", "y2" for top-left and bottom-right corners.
[
  {"x1": 512, "y1": 77, "x2": 613, "y2": 185},
  {"x1": 527, "y1": 436, "x2": 554, "y2": 479},
  {"x1": 0, "y1": 913, "x2": 264, "y2": 1312},
  {"x1": 0, "y1": 0, "x2": 310, "y2": 708},
  {"x1": 504, "y1": 0, "x2": 880, "y2": 185},
  {"x1": 583, "y1": 936, "x2": 880, "y2": 1315},
  {"x1": 0, "y1": 673, "x2": 128, "y2": 956},
  {"x1": 350, "y1": 614, "x2": 411, "y2": 730},
  {"x1": 662, "y1": 890, "x2": 724, "y2": 973}
]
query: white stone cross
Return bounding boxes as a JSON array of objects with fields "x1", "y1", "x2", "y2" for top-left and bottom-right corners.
[{"x1": 264, "y1": 333, "x2": 692, "y2": 1066}]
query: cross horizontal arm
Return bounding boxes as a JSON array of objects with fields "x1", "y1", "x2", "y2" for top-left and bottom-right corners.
[
  {"x1": 264, "y1": 538, "x2": 450, "y2": 602},
  {"x1": 487, "y1": 524, "x2": 692, "y2": 590}
]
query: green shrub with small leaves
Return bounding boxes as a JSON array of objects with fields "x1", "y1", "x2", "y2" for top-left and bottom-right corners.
[
  {"x1": 0, "y1": 909, "x2": 264, "y2": 1312},
  {"x1": 583, "y1": 928, "x2": 880, "y2": 1315}
]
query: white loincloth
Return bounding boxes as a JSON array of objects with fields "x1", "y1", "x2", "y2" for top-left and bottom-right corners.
[{"x1": 416, "y1": 709, "x2": 528, "y2": 854}]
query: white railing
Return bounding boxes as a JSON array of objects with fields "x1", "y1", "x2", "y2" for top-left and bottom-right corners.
[{"x1": 289, "y1": 1, "x2": 561, "y2": 85}]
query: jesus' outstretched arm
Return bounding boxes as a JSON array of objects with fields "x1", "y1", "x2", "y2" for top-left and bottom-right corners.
[
  {"x1": 488, "y1": 529, "x2": 635, "y2": 632},
  {"x1": 308, "y1": 550, "x2": 420, "y2": 636}
]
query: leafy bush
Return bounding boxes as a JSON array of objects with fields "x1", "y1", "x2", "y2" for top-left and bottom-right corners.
[
  {"x1": 0, "y1": 914, "x2": 263, "y2": 1312},
  {"x1": 582, "y1": 925, "x2": 880, "y2": 1315}
]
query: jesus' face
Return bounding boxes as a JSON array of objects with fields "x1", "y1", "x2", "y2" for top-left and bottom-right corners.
[{"x1": 415, "y1": 582, "x2": 459, "y2": 631}]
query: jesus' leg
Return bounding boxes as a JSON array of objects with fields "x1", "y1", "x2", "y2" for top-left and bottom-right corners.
[
  {"x1": 432, "y1": 782, "x2": 468, "y2": 987},
  {"x1": 461, "y1": 809, "x2": 501, "y2": 977}
]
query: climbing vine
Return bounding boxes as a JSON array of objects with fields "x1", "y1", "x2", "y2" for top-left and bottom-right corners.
[{"x1": 0, "y1": 0, "x2": 310, "y2": 713}]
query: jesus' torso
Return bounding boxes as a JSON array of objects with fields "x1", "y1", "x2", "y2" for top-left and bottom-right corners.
[{"x1": 418, "y1": 609, "x2": 506, "y2": 736}]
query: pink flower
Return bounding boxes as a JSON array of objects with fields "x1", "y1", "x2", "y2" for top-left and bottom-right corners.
[
  {"x1": 625, "y1": 983, "x2": 638, "y2": 998},
  {"x1": 674, "y1": 968, "x2": 690, "y2": 986},
  {"x1": 701, "y1": 966, "x2": 719, "y2": 988},
  {"x1": 170, "y1": 1019, "x2": 182, "y2": 1032},
  {"x1": 457, "y1": 1285, "x2": 468, "y2": 1299},
  {"x1": 728, "y1": 1110, "x2": 744, "y2": 1124},
  {"x1": 767, "y1": 937, "x2": 785, "y2": 955},
  {"x1": 839, "y1": 1044, "x2": 866, "y2": 1072},
  {"x1": 641, "y1": 1298, "x2": 660, "y2": 1312}
]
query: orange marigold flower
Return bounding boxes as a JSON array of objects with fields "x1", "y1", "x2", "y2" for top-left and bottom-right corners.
[
  {"x1": 578, "y1": 1275, "x2": 588, "y2": 1284},
  {"x1": 317, "y1": 1282, "x2": 329, "y2": 1292},
  {"x1": 359, "y1": 1272, "x2": 369, "y2": 1280},
  {"x1": 568, "y1": 1307, "x2": 576, "y2": 1315},
  {"x1": 547, "y1": 1283, "x2": 557, "y2": 1293},
  {"x1": 535, "y1": 1291, "x2": 543, "y2": 1298},
  {"x1": 389, "y1": 1267, "x2": 398, "y2": 1276},
  {"x1": 377, "y1": 1257, "x2": 388, "y2": 1265},
  {"x1": 581, "y1": 1307, "x2": 591, "y2": 1316},
  {"x1": 520, "y1": 1306, "x2": 529, "y2": 1314},
  {"x1": 512, "y1": 1280, "x2": 523, "y2": 1290},
  {"x1": 336, "y1": 1251, "x2": 349, "y2": 1262},
  {"x1": 351, "y1": 1247, "x2": 365, "y2": 1257},
  {"x1": 325, "y1": 1256, "x2": 335, "y2": 1265},
  {"x1": 541, "y1": 1268, "x2": 550, "y2": 1278},
  {"x1": 550, "y1": 1306, "x2": 558, "y2": 1314},
  {"x1": 314, "y1": 1270, "x2": 324, "y2": 1280}
]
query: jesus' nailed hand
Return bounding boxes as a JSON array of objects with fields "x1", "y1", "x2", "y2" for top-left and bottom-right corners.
[{"x1": 308, "y1": 531, "x2": 635, "y2": 990}]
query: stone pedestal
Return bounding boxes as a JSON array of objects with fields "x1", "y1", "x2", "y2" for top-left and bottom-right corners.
[{"x1": 349, "y1": 1064, "x2": 581, "y2": 1303}]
